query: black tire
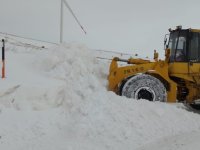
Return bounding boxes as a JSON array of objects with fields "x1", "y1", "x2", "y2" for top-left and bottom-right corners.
[{"x1": 121, "y1": 74, "x2": 167, "y2": 102}]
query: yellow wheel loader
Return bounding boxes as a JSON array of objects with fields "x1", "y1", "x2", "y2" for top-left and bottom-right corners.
[{"x1": 108, "y1": 26, "x2": 200, "y2": 105}]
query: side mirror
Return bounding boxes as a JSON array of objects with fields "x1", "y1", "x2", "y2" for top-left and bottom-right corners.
[
  {"x1": 164, "y1": 34, "x2": 169, "y2": 49},
  {"x1": 164, "y1": 38, "x2": 167, "y2": 45}
]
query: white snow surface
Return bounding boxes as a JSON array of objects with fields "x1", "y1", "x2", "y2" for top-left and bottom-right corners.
[{"x1": 1, "y1": 42, "x2": 200, "y2": 150}]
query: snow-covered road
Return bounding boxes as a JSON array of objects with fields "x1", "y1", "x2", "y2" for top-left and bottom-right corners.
[{"x1": 137, "y1": 131, "x2": 200, "y2": 150}]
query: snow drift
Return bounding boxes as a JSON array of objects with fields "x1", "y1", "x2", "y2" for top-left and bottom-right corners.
[{"x1": 0, "y1": 42, "x2": 200, "y2": 150}]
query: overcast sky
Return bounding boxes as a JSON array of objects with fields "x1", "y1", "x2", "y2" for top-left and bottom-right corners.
[{"x1": 0, "y1": 0, "x2": 200, "y2": 57}]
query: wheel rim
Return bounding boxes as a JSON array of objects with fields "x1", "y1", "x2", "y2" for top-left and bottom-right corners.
[{"x1": 134, "y1": 87, "x2": 156, "y2": 101}]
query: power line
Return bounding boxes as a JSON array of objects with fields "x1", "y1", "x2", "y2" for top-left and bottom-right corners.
[
  {"x1": 0, "y1": 32, "x2": 134, "y2": 60},
  {"x1": 0, "y1": 31, "x2": 58, "y2": 45},
  {"x1": 96, "y1": 57, "x2": 113, "y2": 61},
  {"x1": 95, "y1": 49, "x2": 133, "y2": 56}
]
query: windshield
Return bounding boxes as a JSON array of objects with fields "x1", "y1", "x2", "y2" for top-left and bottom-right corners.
[{"x1": 169, "y1": 31, "x2": 187, "y2": 62}]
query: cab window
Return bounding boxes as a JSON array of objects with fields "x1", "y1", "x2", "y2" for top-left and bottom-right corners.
[
  {"x1": 189, "y1": 32, "x2": 200, "y2": 62},
  {"x1": 169, "y1": 31, "x2": 187, "y2": 62},
  {"x1": 175, "y1": 36, "x2": 186, "y2": 62}
]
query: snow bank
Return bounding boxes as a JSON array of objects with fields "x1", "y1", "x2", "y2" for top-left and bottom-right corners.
[{"x1": 1, "y1": 43, "x2": 200, "y2": 150}]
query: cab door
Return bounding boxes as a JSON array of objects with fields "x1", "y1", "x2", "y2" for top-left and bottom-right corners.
[
  {"x1": 168, "y1": 30, "x2": 189, "y2": 75},
  {"x1": 187, "y1": 32, "x2": 200, "y2": 83}
]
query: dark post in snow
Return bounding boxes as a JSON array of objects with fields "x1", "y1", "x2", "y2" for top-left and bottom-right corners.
[{"x1": 2, "y1": 39, "x2": 5, "y2": 78}]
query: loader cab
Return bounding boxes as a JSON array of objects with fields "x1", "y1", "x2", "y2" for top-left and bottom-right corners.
[{"x1": 168, "y1": 27, "x2": 200, "y2": 63}]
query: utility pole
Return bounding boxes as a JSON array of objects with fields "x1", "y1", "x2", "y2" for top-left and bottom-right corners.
[
  {"x1": 60, "y1": 0, "x2": 86, "y2": 43},
  {"x1": 60, "y1": 0, "x2": 64, "y2": 43}
]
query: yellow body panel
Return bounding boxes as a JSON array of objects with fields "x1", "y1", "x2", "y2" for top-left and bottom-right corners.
[
  {"x1": 108, "y1": 61, "x2": 155, "y2": 92},
  {"x1": 169, "y1": 63, "x2": 200, "y2": 83}
]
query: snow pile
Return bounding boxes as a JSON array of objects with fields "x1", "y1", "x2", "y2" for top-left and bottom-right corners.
[{"x1": 0, "y1": 43, "x2": 200, "y2": 150}]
